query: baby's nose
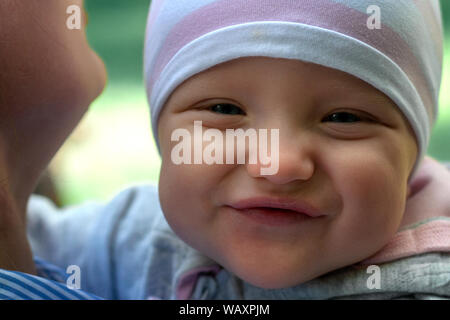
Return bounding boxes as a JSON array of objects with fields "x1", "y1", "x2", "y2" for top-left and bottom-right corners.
[{"x1": 246, "y1": 135, "x2": 314, "y2": 185}]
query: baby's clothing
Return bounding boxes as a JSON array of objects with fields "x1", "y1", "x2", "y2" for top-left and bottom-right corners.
[
  {"x1": 25, "y1": 157, "x2": 450, "y2": 299},
  {"x1": 0, "y1": 257, "x2": 102, "y2": 300}
]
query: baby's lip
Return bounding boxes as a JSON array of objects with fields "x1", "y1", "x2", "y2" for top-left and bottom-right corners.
[{"x1": 227, "y1": 196, "x2": 325, "y2": 218}]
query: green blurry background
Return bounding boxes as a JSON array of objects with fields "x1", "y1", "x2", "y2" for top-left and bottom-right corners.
[{"x1": 41, "y1": 0, "x2": 450, "y2": 206}]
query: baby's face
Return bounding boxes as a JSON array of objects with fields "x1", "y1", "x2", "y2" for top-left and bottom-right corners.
[{"x1": 157, "y1": 57, "x2": 417, "y2": 288}]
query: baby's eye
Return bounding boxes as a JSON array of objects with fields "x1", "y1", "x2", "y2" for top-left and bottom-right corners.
[
  {"x1": 207, "y1": 103, "x2": 245, "y2": 115},
  {"x1": 322, "y1": 112, "x2": 370, "y2": 123}
]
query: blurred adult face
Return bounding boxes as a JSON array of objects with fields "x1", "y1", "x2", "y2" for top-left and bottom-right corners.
[{"x1": 0, "y1": 0, "x2": 106, "y2": 211}]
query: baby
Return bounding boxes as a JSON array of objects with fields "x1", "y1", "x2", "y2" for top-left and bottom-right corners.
[{"x1": 5, "y1": 0, "x2": 450, "y2": 299}]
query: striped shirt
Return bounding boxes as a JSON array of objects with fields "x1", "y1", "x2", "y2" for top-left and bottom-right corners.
[{"x1": 0, "y1": 257, "x2": 102, "y2": 300}]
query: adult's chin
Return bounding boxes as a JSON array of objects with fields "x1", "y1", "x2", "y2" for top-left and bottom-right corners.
[{"x1": 3, "y1": 60, "x2": 106, "y2": 216}]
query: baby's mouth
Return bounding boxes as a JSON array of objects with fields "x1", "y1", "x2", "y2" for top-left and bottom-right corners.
[
  {"x1": 253, "y1": 207, "x2": 296, "y2": 212},
  {"x1": 227, "y1": 206, "x2": 313, "y2": 227},
  {"x1": 225, "y1": 196, "x2": 325, "y2": 227}
]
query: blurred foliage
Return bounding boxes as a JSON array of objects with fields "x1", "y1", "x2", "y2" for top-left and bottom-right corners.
[
  {"x1": 442, "y1": 0, "x2": 450, "y2": 32},
  {"x1": 428, "y1": 1, "x2": 450, "y2": 162},
  {"x1": 85, "y1": 0, "x2": 151, "y2": 86}
]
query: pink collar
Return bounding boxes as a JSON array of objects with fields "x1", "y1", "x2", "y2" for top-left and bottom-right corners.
[{"x1": 360, "y1": 156, "x2": 450, "y2": 265}]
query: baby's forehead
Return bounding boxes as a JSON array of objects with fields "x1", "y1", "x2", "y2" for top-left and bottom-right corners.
[
  {"x1": 169, "y1": 57, "x2": 395, "y2": 108},
  {"x1": 163, "y1": 56, "x2": 417, "y2": 139}
]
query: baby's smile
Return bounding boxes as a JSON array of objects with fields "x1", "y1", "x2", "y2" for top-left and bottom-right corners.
[{"x1": 224, "y1": 195, "x2": 327, "y2": 227}]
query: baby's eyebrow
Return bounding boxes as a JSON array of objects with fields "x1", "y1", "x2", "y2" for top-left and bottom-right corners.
[
  {"x1": 172, "y1": 70, "x2": 397, "y2": 112},
  {"x1": 314, "y1": 84, "x2": 402, "y2": 118},
  {"x1": 317, "y1": 81, "x2": 395, "y2": 106}
]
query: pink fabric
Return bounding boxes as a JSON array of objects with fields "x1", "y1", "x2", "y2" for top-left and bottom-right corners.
[
  {"x1": 359, "y1": 156, "x2": 450, "y2": 265},
  {"x1": 176, "y1": 265, "x2": 222, "y2": 300},
  {"x1": 360, "y1": 220, "x2": 450, "y2": 264}
]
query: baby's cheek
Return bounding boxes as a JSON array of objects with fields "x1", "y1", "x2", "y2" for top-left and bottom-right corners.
[
  {"x1": 325, "y1": 156, "x2": 406, "y2": 263},
  {"x1": 158, "y1": 161, "x2": 223, "y2": 237}
]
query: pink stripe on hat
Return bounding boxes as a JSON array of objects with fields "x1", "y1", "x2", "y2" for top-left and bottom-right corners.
[{"x1": 148, "y1": 0, "x2": 434, "y2": 121}]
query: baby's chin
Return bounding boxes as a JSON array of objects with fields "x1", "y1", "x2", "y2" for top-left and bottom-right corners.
[
  {"x1": 176, "y1": 227, "x2": 341, "y2": 289},
  {"x1": 200, "y1": 242, "x2": 334, "y2": 289},
  {"x1": 201, "y1": 234, "x2": 387, "y2": 289},
  {"x1": 219, "y1": 254, "x2": 328, "y2": 289}
]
